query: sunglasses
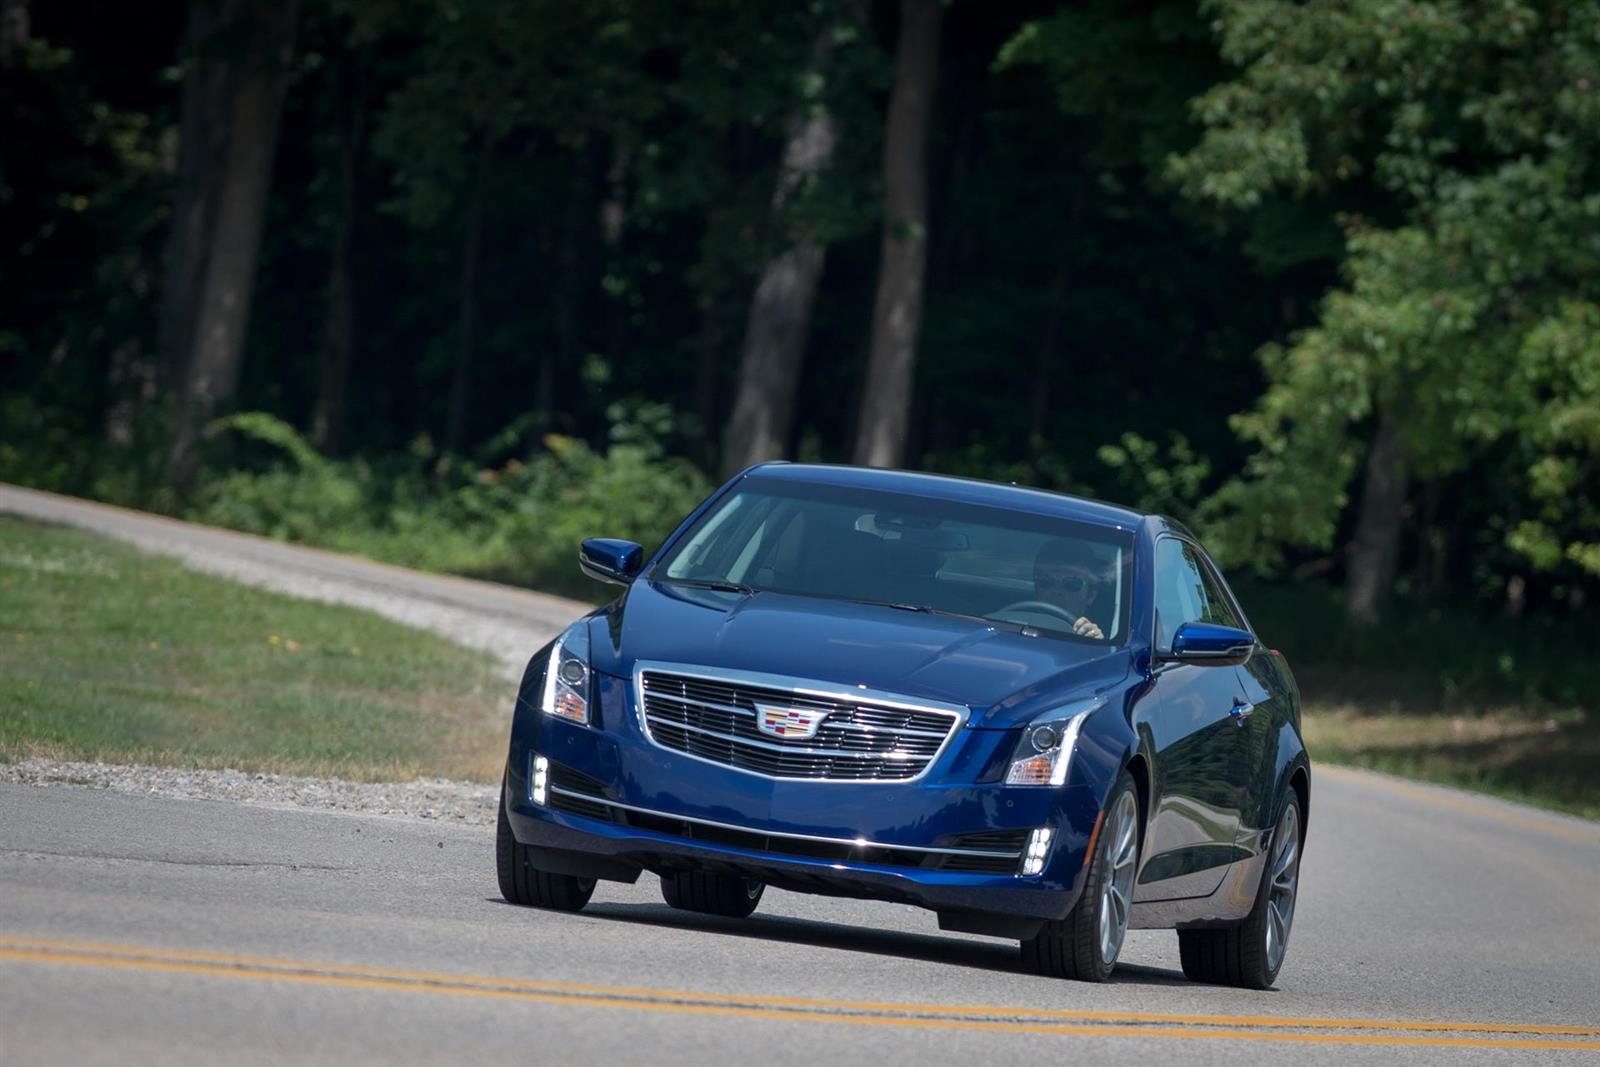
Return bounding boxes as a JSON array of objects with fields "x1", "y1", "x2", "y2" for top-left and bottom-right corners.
[{"x1": 1037, "y1": 574, "x2": 1089, "y2": 593}]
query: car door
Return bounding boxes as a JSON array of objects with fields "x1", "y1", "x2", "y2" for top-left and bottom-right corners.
[{"x1": 1134, "y1": 538, "x2": 1254, "y2": 903}]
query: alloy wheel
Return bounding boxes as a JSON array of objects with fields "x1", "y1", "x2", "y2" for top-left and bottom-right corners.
[
  {"x1": 1264, "y1": 801, "x2": 1300, "y2": 973},
  {"x1": 1098, "y1": 789, "x2": 1139, "y2": 966}
]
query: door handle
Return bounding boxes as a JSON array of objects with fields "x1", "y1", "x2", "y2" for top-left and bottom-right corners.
[{"x1": 1229, "y1": 700, "x2": 1255, "y2": 726}]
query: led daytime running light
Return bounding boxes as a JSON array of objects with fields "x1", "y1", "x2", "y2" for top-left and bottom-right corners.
[
  {"x1": 531, "y1": 755, "x2": 549, "y2": 806},
  {"x1": 1019, "y1": 827, "x2": 1054, "y2": 876}
]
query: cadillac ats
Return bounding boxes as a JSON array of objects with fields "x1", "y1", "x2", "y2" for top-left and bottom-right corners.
[{"x1": 497, "y1": 463, "x2": 1309, "y2": 987}]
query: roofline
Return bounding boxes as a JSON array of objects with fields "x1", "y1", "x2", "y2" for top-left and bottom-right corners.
[{"x1": 736, "y1": 462, "x2": 1147, "y2": 526}]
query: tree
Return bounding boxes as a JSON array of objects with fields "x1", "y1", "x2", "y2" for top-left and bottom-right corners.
[
  {"x1": 157, "y1": 0, "x2": 237, "y2": 398},
  {"x1": 1174, "y1": 0, "x2": 1600, "y2": 620},
  {"x1": 0, "y1": 0, "x2": 173, "y2": 462},
  {"x1": 853, "y1": 0, "x2": 942, "y2": 469},
  {"x1": 167, "y1": 0, "x2": 300, "y2": 489},
  {"x1": 720, "y1": 18, "x2": 851, "y2": 478},
  {"x1": 361, "y1": 0, "x2": 661, "y2": 452},
  {"x1": 1, "y1": 0, "x2": 29, "y2": 68},
  {"x1": 309, "y1": 38, "x2": 368, "y2": 453}
]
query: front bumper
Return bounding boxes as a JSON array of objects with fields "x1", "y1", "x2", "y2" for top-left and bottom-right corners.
[{"x1": 505, "y1": 671, "x2": 1104, "y2": 929}]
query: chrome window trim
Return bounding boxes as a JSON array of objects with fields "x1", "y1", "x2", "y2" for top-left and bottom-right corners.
[
  {"x1": 546, "y1": 785, "x2": 1019, "y2": 858},
  {"x1": 1173, "y1": 644, "x2": 1255, "y2": 659},
  {"x1": 632, "y1": 660, "x2": 967, "y2": 784},
  {"x1": 1150, "y1": 532, "x2": 1258, "y2": 661}
]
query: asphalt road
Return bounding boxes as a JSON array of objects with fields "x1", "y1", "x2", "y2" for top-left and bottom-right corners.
[{"x1": 3, "y1": 485, "x2": 1599, "y2": 1065}]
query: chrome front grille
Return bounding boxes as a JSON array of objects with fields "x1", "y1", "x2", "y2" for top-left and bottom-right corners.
[{"x1": 637, "y1": 667, "x2": 963, "y2": 781}]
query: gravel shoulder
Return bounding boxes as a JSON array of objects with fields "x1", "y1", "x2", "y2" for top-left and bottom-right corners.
[
  {"x1": 1, "y1": 482, "x2": 587, "y2": 822},
  {"x1": 0, "y1": 758, "x2": 498, "y2": 825}
]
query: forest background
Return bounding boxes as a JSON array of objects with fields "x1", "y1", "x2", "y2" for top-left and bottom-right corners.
[{"x1": 3, "y1": 0, "x2": 1598, "y2": 811}]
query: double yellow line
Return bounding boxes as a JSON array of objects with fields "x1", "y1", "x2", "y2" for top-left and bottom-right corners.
[{"x1": 3, "y1": 935, "x2": 1596, "y2": 1052}]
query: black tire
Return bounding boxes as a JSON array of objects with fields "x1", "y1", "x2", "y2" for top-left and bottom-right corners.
[
  {"x1": 659, "y1": 870, "x2": 764, "y2": 918},
  {"x1": 1021, "y1": 771, "x2": 1140, "y2": 982},
  {"x1": 496, "y1": 778, "x2": 596, "y2": 912},
  {"x1": 1178, "y1": 789, "x2": 1303, "y2": 989}
]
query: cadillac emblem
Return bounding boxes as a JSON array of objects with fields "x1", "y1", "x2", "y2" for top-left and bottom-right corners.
[{"x1": 755, "y1": 704, "x2": 829, "y2": 740}]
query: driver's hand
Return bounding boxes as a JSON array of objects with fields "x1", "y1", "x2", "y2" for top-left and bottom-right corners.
[{"x1": 1073, "y1": 616, "x2": 1104, "y2": 640}]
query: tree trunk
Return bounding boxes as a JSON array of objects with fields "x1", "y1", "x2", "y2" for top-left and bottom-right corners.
[
  {"x1": 598, "y1": 141, "x2": 632, "y2": 371},
  {"x1": 720, "y1": 28, "x2": 843, "y2": 479},
  {"x1": 444, "y1": 191, "x2": 485, "y2": 455},
  {"x1": 103, "y1": 341, "x2": 158, "y2": 446},
  {"x1": 1413, "y1": 478, "x2": 1449, "y2": 600},
  {"x1": 157, "y1": 0, "x2": 243, "y2": 395},
  {"x1": 545, "y1": 167, "x2": 592, "y2": 429},
  {"x1": 168, "y1": 0, "x2": 299, "y2": 489},
  {"x1": 311, "y1": 50, "x2": 368, "y2": 454},
  {"x1": 1345, "y1": 406, "x2": 1408, "y2": 626},
  {"x1": 694, "y1": 292, "x2": 730, "y2": 468},
  {"x1": 0, "y1": 0, "x2": 29, "y2": 68},
  {"x1": 1028, "y1": 276, "x2": 1067, "y2": 442},
  {"x1": 852, "y1": 0, "x2": 942, "y2": 469}
]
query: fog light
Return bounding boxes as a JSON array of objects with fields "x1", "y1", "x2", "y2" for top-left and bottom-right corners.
[
  {"x1": 1019, "y1": 827, "x2": 1053, "y2": 877},
  {"x1": 532, "y1": 755, "x2": 549, "y2": 806}
]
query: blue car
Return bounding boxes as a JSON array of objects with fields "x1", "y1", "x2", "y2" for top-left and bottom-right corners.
[{"x1": 497, "y1": 464, "x2": 1309, "y2": 988}]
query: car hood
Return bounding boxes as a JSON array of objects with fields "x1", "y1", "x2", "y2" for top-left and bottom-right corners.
[{"x1": 589, "y1": 580, "x2": 1132, "y2": 728}]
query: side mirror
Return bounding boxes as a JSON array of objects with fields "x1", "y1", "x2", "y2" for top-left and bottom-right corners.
[
  {"x1": 1166, "y1": 621, "x2": 1255, "y2": 666},
  {"x1": 579, "y1": 538, "x2": 643, "y2": 585}
]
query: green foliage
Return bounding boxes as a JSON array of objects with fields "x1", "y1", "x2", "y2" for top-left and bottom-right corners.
[
  {"x1": 10, "y1": 0, "x2": 1600, "y2": 622},
  {"x1": 190, "y1": 410, "x2": 711, "y2": 599},
  {"x1": 1509, "y1": 301, "x2": 1600, "y2": 577},
  {"x1": 998, "y1": 0, "x2": 1220, "y2": 175},
  {"x1": 1174, "y1": 0, "x2": 1600, "y2": 582},
  {"x1": 360, "y1": 0, "x2": 878, "y2": 293},
  {"x1": 1244, "y1": 577, "x2": 1600, "y2": 711},
  {"x1": 1096, "y1": 433, "x2": 1211, "y2": 522},
  {"x1": 0, "y1": 396, "x2": 172, "y2": 510},
  {"x1": 0, "y1": 11, "x2": 173, "y2": 462}
]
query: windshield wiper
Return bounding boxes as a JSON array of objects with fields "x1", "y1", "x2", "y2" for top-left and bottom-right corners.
[
  {"x1": 659, "y1": 577, "x2": 757, "y2": 596},
  {"x1": 886, "y1": 602, "x2": 1029, "y2": 633}
]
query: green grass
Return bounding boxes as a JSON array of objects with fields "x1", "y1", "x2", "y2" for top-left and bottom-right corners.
[
  {"x1": 1243, "y1": 581, "x2": 1599, "y2": 819},
  {"x1": 0, "y1": 516, "x2": 514, "y2": 782},
  {"x1": 1302, "y1": 707, "x2": 1599, "y2": 819}
]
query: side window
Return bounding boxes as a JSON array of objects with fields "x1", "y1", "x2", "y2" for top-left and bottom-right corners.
[
  {"x1": 1153, "y1": 540, "x2": 1243, "y2": 653},
  {"x1": 1191, "y1": 550, "x2": 1244, "y2": 631}
]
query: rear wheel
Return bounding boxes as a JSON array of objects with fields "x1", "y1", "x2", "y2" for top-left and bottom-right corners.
[
  {"x1": 1021, "y1": 771, "x2": 1140, "y2": 982},
  {"x1": 496, "y1": 777, "x2": 596, "y2": 911},
  {"x1": 660, "y1": 871, "x2": 764, "y2": 918},
  {"x1": 1178, "y1": 790, "x2": 1302, "y2": 989}
]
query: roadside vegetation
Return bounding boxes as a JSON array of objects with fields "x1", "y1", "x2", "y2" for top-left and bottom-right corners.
[
  {"x1": 0, "y1": 516, "x2": 512, "y2": 783},
  {"x1": 1244, "y1": 584, "x2": 1598, "y2": 819}
]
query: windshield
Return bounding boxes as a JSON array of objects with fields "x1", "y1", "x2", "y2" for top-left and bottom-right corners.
[{"x1": 652, "y1": 477, "x2": 1135, "y2": 645}]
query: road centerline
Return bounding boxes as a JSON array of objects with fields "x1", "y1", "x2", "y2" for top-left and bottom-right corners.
[{"x1": 2, "y1": 935, "x2": 1595, "y2": 1051}]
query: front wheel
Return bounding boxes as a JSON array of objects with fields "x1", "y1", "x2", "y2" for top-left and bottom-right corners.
[
  {"x1": 1178, "y1": 790, "x2": 1302, "y2": 989},
  {"x1": 1020, "y1": 771, "x2": 1140, "y2": 981},
  {"x1": 496, "y1": 777, "x2": 596, "y2": 912},
  {"x1": 660, "y1": 871, "x2": 764, "y2": 918}
]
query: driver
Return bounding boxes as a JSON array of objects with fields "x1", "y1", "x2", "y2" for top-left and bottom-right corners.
[{"x1": 1033, "y1": 539, "x2": 1106, "y2": 640}]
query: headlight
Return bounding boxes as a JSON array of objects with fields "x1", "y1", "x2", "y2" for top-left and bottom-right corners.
[
  {"x1": 1005, "y1": 696, "x2": 1104, "y2": 786},
  {"x1": 538, "y1": 620, "x2": 591, "y2": 725}
]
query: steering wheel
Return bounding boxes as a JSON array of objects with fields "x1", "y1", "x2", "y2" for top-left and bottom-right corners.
[{"x1": 994, "y1": 599, "x2": 1079, "y2": 625}]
